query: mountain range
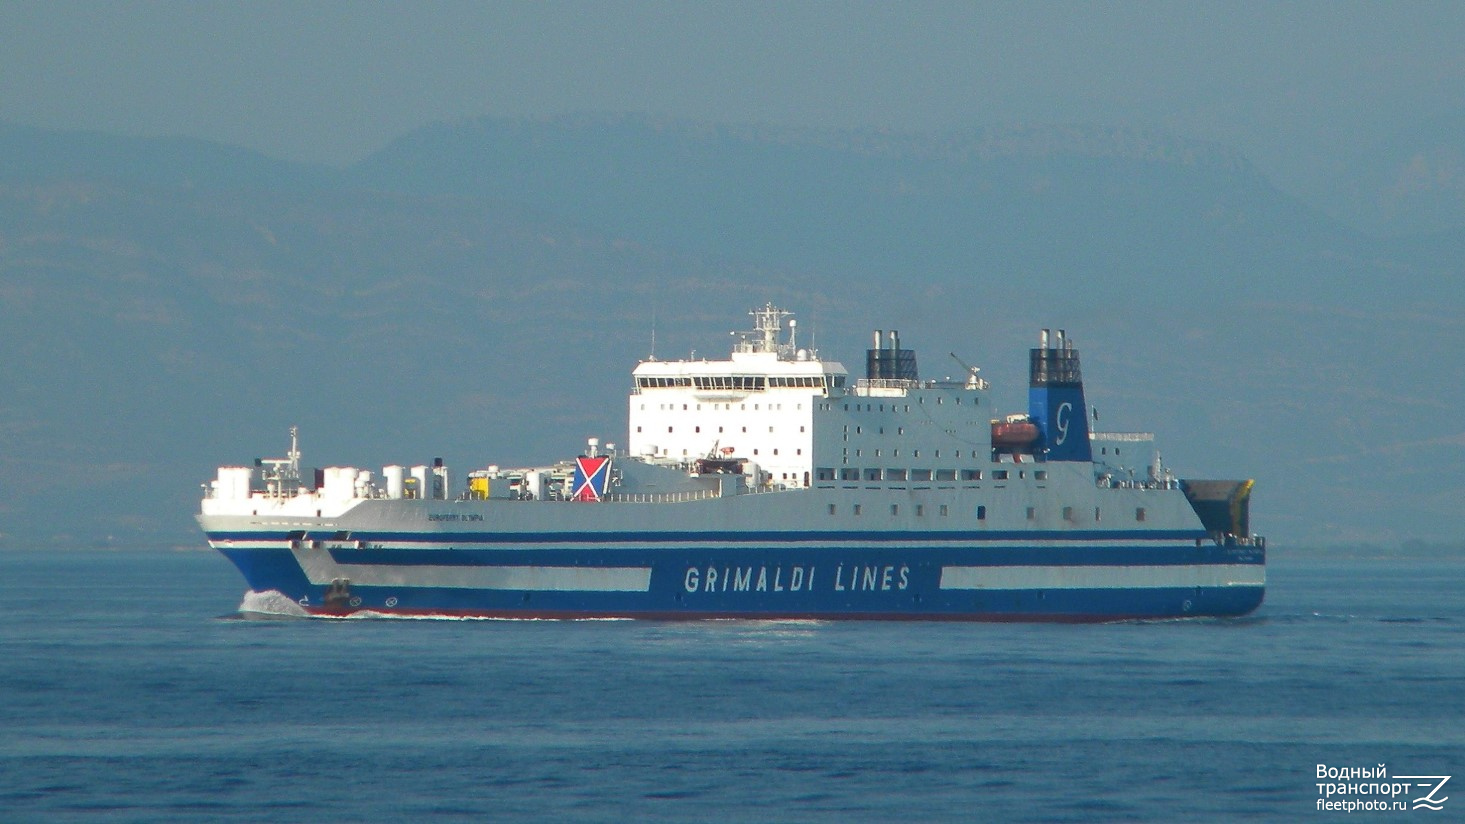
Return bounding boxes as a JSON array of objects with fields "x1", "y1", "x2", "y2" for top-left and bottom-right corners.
[{"x1": 0, "y1": 115, "x2": 1460, "y2": 550}]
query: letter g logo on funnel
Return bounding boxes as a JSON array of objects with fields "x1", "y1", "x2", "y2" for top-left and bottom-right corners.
[{"x1": 1054, "y1": 402, "x2": 1072, "y2": 445}]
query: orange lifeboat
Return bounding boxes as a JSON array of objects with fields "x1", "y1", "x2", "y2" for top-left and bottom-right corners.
[{"x1": 991, "y1": 420, "x2": 1039, "y2": 448}]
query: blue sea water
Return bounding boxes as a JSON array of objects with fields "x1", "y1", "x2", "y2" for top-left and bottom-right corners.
[{"x1": 1, "y1": 549, "x2": 1461, "y2": 822}]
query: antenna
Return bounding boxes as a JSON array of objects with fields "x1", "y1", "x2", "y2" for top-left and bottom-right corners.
[
  {"x1": 288, "y1": 425, "x2": 300, "y2": 477},
  {"x1": 649, "y1": 305, "x2": 657, "y2": 361}
]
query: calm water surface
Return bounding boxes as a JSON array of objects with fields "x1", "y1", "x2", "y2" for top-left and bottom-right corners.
[{"x1": 1, "y1": 549, "x2": 1460, "y2": 821}]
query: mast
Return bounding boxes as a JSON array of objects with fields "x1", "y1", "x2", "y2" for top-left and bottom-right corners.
[{"x1": 735, "y1": 303, "x2": 797, "y2": 358}]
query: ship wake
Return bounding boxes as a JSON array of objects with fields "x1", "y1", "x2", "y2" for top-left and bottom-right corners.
[{"x1": 233, "y1": 590, "x2": 312, "y2": 618}]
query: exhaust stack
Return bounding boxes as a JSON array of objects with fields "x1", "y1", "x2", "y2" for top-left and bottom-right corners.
[{"x1": 1028, "y1": 329, "x2": 1092, "y2": 462}]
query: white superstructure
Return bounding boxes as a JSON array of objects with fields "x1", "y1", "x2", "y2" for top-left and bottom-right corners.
[{"x1": 629, "y1": 304, "x2": 848, "y2": 488}]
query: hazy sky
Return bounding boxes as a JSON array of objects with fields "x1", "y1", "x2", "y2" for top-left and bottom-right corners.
[{"x1": 4, "y1": 1, "x2": 1462, "y2": 198}]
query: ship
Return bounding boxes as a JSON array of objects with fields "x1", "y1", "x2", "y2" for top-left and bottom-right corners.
[{"x1": 199, "y1": 304, "x2": 1265, "y2": 620}]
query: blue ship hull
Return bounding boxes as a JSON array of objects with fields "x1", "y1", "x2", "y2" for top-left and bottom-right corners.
[{"x1": 214, "y1": 534, "x2": 1265, "y2": 621}]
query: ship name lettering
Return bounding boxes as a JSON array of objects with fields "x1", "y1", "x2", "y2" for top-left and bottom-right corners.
[
  {"x1": 428, "y1": 513, "x2": 485, "y2": 522},
  {"x1": 834, "y1": 563, "x2": 912, "y2": 592},
  {"x1": 733, "y1": 567, "x2": 752, "y2": 591},
  {"x1": 682, "y1": 565, "x2": 815, "y2": 594}
]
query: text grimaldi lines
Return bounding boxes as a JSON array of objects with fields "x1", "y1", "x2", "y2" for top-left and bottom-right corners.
[{"x1": 683, "y1": 563, "x2": 911, "y2": 594}]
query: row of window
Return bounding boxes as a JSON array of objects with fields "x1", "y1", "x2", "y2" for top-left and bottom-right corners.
[
  {"x1": 841, "y1": 447, "x2": 987, "y2": 460},
  {"x1": 648, "y1": 402, "x2": 802, "y2": 411},
  {"x1": 834, "y1": 395, "x2": 975, "y2": 413},
  {"x1": 826, "y1": 503, "x2": 1149, "y2": 521},
  {"x1": 650, "y1": 446, "x2": 804, "y2": 458},
  {"x1": 638, "y1": 425, "x2": 807, "y2": 435},
  {"x1": 635, "y1": 375, "x2": 843, "y2": 390},
  {"x1": 815, "y1": 468, "x2": 1046, "y2": 482}
]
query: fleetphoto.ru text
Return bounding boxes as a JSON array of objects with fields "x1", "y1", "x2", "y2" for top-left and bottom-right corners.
[{"x1": 1315, "y1": 764, "x2": 1450, "y2": 813}]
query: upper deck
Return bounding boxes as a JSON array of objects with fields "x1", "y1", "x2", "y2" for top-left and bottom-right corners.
[{"x1": 627, "y1": 305, "x2": 845, "y2": 486}]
